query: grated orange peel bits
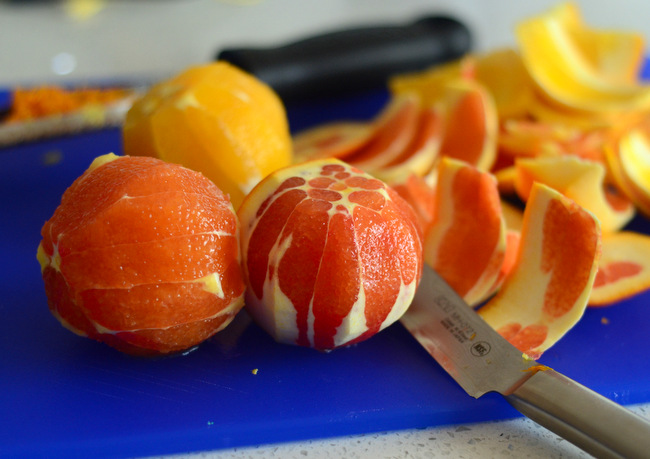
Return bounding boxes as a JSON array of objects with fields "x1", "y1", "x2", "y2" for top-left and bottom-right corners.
[
  {"x1": 37, "y1": 153, "x2": 245, "y2": 356},
  {"x1": 478, "y1": 183, "x2": 602, "y2": 359},
  {"x1": 237, "y1": 158, "x2": 423, "y2": 350},
  {"x1": 123, "y1": 61, "x2": 292, "y2": 210}
]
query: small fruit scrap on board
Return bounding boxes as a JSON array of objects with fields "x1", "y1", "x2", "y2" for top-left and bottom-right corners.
[{"x1": 293, "y1": 2, "x2": 650, "y2": 357}]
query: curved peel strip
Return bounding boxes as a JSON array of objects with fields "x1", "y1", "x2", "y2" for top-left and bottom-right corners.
[
  {"x1": 474, "y1": 48, "x2": 534, "y2": 119},
  {"x1": 514, "y1": 155, "x2": 635, "y2": 233},
  {"x1": 590, "y1": 231, "x2": 650, "y2": 306},
  {"x1": 516, "y1": 3, "x2": 650, "y2": 115},
  {"x1": 424, "y1": 158, "x2": 506, "y2": 306},
  {"x1": 609, "y1": 127, "x2": 650, "y2": 217},
  {"x1": 388, "y1": 57, "x2": 476, "y2": 106},
  {"x1": 344, "y1": 94, "x2": 421, "y2": 171},
  {"x1": 478, "y1": 183, "x2": 602, "y2": 359},
  {"x1": 372, "y1": 106, "x2": 442, "y2": 185},
  {"x1": 292, "y1": 122, "x2": 374, "y2": 163},
  {"x1": 391, "y1": 173, "x2": 436, "y2": 233},
  {"x1": 438, "y1": 80, "x2": 498, "y2": 172}
]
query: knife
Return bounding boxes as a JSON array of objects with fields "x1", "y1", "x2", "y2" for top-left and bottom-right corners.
[
  {"x1": 217, "y1": 15, "x2": 471, "y2": 103},
  {"x1": 400, "y1": 264, "x2": 650, "y2": 459}
]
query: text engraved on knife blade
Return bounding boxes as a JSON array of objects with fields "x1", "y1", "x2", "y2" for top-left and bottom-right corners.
[{"x1": 433, "y1": 294, "x2": 492, "y2": 357}]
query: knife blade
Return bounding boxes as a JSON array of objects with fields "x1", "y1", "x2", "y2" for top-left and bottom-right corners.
[{"x1": 401, "y1": 264, "x2": 650, "y2": 459}]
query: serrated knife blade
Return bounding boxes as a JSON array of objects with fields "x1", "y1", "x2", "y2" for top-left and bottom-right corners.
[{"x1": 400, "y1": 264, "x2": 650, "y2": 459}]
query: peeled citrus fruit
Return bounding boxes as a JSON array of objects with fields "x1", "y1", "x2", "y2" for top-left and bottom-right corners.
[
  {"x1": 37, "y1": 153, "x2": 245, "y2": 356},
  {"x1": 238, "y1": 158, "x2": 423, "y2": 350},
  {"x1": 123, "y1": 61, "x2": 292, "y2": 209}
]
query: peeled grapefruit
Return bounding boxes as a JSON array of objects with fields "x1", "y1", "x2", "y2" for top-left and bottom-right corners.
[
  {"x1": 37, "y1": 153, "x2": 245, "y2": 356},
  {"x1": 238, "y1": 158, "x2": 423, "y2": 350}
]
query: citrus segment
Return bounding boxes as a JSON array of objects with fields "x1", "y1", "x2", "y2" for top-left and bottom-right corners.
[
  {"x1": 238, "y1": 159, "x2": 423, "y2": 350},
  {"x1": 514, "y1": 155, "x2": 635, "y2": 233},
  {"x1": 478, "y1": 183, "x2": 601, "y2": 359},
  {"x1": 590, "y1": 232, "x2": 650, "y2": 306},
  {"x1": 38, "y1": 154, "x2": 245, "y2": 356},
  {"x1": 424, "y1": 158, "x2": 506, "y2": 306},
  {"x1": 123, "y1": 61, "x2": 292, "y2": 209}
]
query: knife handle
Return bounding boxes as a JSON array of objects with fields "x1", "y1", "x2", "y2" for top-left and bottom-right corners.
[
  {"x1": 505, "y1": 369, "x2": 650, "y2": 459},
  {"x1": 217, "y1": 16, "x2": 471, "y2": 102}
]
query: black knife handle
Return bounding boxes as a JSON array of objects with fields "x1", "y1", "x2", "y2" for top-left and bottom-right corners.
[{"x1": 216, "y1": 16, "x2": 471, "y2": 102}]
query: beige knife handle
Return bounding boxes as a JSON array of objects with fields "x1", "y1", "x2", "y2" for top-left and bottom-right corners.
[{"x1": 505, "y1": 369, "x2": 650, "y2": 458}]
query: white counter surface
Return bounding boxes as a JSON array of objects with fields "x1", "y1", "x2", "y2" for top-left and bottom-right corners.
[{"x1": 2, "y1": 1, "x2": 649, "y2": 458}]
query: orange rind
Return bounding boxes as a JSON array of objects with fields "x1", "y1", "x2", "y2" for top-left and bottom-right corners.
[
  {"x1": 478, "y1": 183, "x2": 602, "y2": 359},
  {"x1": 606, "y1": 126, "x2": 650, "y2": 217},
  {"x1": 516, "y1": 2, "x2": 650, "y2": 116},
  {"x1": 238, "y1": 158, "x2": 423, "y2": 350},
  {"x1": 514, "y1": 155, "x2": 635, "y2": 233},
  {"x1": 293, "y1": 122, "x2": 373, "y2": 163},
  {"x1": 437, "y1": 80, "x2": 498, "y2": 172},
  {"x1": 424, "y1": 158, "x2": 506, "y2": 306},
  {"x1": 590, "y1": 231, "x2": 650, "y2": 306},
  {"x1": 474, "y1": 48, "x2": 534, "y2": 119}
]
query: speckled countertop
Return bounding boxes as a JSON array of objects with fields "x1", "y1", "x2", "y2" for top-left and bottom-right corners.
[{"x1": 153, "y1": 404, "x2": 648, "y2": 458}]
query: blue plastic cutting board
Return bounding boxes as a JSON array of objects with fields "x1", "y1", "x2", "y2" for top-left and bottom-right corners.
[{"x1": 1, "y1": 92, "x2": 649, "y2": 459}]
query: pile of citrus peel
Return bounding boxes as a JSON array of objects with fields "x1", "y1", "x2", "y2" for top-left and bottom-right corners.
[
  {"x1": 292, "y1": 2, "x2": 650, "y2": 358},
  {"x1": 38, "y1": 3, "x2": 650, "y2": 359}
]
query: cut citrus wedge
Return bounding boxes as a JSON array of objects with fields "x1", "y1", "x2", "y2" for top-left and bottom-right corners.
[
  {"x1": 478, "y1": 182, "x2": 602, "y2": 359},
  {"x1": 514, "y1": 155, "x2": 635, "y2": 233},
  {"x1": 590, "y1": 231, "x2": 650, "y2": 306},
  {"x1": 424, "y1": 158, "x2": 506, "y2": 306}
]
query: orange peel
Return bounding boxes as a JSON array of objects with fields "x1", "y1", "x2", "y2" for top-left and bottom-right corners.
[
  {"x1": 590, "y1": 231, "x2": 650, "y2": 306},
  {"x1": 424, "y1": 158, "x2": 506, "y2": 306},
  {"x1": 514, "y1": 155, "x2": 635, "y2": 233},
  {"x1": 478, "y1": 182, "x2": 602, "y2": 359},
  {"x1": 516, "y1": 2, "x2": 650, "y2": 116},
  {"x1": 606, "y1": 126, "x2": 650, "y2": 217},
  {"x1": 437, "y1": 80, "x2": 498, "y2": 172}
]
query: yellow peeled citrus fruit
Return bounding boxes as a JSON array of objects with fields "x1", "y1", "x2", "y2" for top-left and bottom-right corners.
[{"x1": 123, "y1": 61, "x2": 293, "y2": 209}]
